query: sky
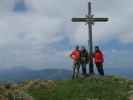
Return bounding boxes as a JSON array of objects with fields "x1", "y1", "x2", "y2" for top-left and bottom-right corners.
[{"x1": 0, "y1": 0, "x2": 133, "y2": 69}]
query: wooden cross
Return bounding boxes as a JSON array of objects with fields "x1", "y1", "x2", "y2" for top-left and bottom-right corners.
[{"x1": 71, "y1": 2, "x2": 109, "y2": 74}]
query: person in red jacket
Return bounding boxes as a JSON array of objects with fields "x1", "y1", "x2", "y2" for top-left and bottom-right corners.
[
  {"x1": 70, "y1": 46, "x2": 81, "y2": 79},
  {"x1": 94, "y1": 46, "x2": 104, "y2": 76}
]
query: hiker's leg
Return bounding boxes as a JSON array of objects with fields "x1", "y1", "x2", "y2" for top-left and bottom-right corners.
[
  {"x1": 72, "y1": 64, "x2": 76, "y2": 79},
  {"x1": 96, "y1": 63, "x2": 101, "y2": 75},
  {"x1": 99, "y1": 63, "x2": 104, "y2": 76},
  {"x1": 96, "y1": 63, "x2": 104, "y2": 76},
  {"x1": 81, "y1": 63, "x2": 84, "y2": 74},
  {"x1": 82, "y1": 63, "x2": 86, "y2": 75},
  {"x1": 76, "y1": 63, "x2": 80, "y2": 78}
]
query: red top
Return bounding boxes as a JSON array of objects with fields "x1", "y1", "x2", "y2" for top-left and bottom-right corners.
[
  {"x1": 70, "y1": 50, "x2": 80, "y2": 63},
  {"x1": 94, "y1": 51, "x2": 104, "y2": 63}
]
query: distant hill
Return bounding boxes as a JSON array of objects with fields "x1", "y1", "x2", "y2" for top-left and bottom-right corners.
[
  {"x1": 105, "y1": 67, "x2": 133, "y2": 79},
  {"x1": 0, "y1": 66, "x2": 132, "y2": 83},
  {"x1": 0, "y1": 67, "x2": 72, "y2": 82}
]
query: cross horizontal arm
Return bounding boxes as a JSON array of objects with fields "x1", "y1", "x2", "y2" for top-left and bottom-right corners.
[
  {"x1": 92, "y1": 18, "x2": 109, "y2": 22},
  {"x1": 72, "y1": 18, "x2": 88, "y2": 22},
  {"x1": 72, "y1": 18, "x2": 108, "y2": 22}
]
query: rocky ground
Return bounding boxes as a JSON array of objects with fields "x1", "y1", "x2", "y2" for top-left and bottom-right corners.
[{"x1": 0, "y1": 80, "x2": 55, "y2": 100}]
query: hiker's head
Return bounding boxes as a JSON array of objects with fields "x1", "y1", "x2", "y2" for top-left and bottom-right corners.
[
  {"x1": 75, "y1": 45, "x2": 79, "y2": 50},
  {"x1": 81, "y1": 46, "x2": 86, "y2": 51},
  {"x1": 95, "y1": 46, "x2": 100, "y2": 51}
]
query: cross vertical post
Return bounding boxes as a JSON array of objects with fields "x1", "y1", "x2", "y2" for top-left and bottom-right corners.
[{"x1": 88, "y1": 2, "x2": 94, "y2": 74}]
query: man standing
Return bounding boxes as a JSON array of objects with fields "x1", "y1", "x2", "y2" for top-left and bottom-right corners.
[
  {"x1": 80, "y1": 46, "x2": 89, "y2": 76},
  {"x1": 70, "y1": 46, "x2": 81, "y2": 79},
  {"x1": 94, "y1": 46, "x2": 104, "y2": 76}
]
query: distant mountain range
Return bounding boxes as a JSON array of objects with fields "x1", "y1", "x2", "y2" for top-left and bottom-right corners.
[
  {"x1": 0, "y1": 67, "x2": 72, "y2": 82},
  {"x1": 105, "y1": 67, "x2": 133, "y2": 79},
  {"x1": 0, "y1": 66, "x2": 132, "y2": 83}
]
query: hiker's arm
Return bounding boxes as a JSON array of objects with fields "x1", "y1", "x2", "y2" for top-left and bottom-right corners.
[
  {"x1": 70, "y1": 51, "x2": 74, "y2": 58},
  {"x1": 102, "y1": 52, "x2": 104, "y2": 63}
]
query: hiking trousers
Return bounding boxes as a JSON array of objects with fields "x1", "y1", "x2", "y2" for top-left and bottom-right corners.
[
  {"x1": 72, "y1": 62, "x2": 80, "y2": 79},
  {"x1": 81, "y1": 63, "x2": 87, "y2": 75},
  {"x1": 95, "y1": 63, "x2": 104, "y2": 76}
]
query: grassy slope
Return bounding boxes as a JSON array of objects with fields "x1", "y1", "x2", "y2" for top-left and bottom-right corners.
[{"x1": 28, "y1": 76, "x2": 129, "y2": 100}]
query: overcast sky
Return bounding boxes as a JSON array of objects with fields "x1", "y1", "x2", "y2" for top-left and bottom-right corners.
[{"x1": 0, "y1": 0, "x2": 133, "y2": 69}]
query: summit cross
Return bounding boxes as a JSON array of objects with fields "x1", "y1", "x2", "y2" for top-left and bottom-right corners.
[{"x1": 71, "y1": 2, "x2": 109, "y2": 74}]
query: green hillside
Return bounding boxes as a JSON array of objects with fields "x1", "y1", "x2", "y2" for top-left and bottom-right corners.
[
  {"x1": 1, "y1": 76, "x2": 133, "y2": 100},
  {"x1": 28, "y1": 76, "x2": 133, "y2": 100}
]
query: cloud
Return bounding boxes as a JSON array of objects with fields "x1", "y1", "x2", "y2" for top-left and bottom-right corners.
[
  {"x1": 71, "y1": 0, "x2": 133, "y2": 45},
  {"x1": 104, "y1": 49, "x2": 133, "y2": 67},
  {"x1": 0, "y1": 0, "x2": 68, "y2": 69},
  {"x1": 0, "y1": 0, "x2": 133, "y2": 69}
]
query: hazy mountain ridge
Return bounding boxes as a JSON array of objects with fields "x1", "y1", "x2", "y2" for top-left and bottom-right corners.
[
  {"x1": 0, "y1": 66, "x2": 132, "y2": 83},
  {"x1": 0, "y1": 67, "x2": 72, "y2": 82}
]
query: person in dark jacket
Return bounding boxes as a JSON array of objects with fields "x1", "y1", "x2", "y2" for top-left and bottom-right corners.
[
  {"x1": 94, "y1": 46, "x2": 104, "y2": 76},
  {"x1": 80, "y1": 46, "x2": 89, "y2": 76}
]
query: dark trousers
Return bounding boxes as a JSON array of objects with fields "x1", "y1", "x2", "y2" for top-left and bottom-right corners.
[
  {"x1": 72, "y1": 62, "x2": 80, "y2": 79},
  {"x1": 81, "y1": 63, "x2": 87, "y2": 75},
  {"x1": 96, "y1": 63, "x2": 104, "y2": 76}
]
